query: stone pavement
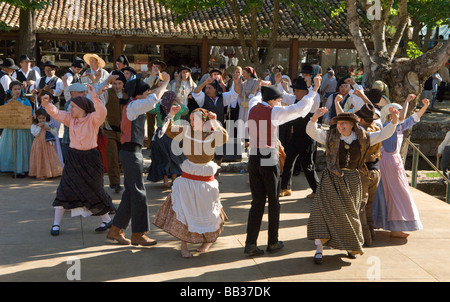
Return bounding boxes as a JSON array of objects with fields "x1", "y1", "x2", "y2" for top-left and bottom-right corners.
[{"x1": 1, "y1": 170, "x2": 450, "y2": 284}]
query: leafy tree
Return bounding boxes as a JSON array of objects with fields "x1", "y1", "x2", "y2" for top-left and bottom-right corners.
[{"x1": 1, "y1": 0, "x2": 51, "y2": 58}]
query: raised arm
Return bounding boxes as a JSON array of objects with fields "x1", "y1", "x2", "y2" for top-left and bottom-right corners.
[{"x1": 306, "y1": 107, "x2": 328, "y2": 145}]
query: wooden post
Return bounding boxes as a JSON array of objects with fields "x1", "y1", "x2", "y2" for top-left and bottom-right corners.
[
  {"x1": 14, "y1": 129, "x2": 17, "y2": 179},
  {"x1": 114, "y1": 35, "x2": 123, "y2": 61},
  {"x1": 289, "y1": 39, "x2": 299, "y2": 80},
  {"x1": 201, "y1": 37, "x2": 209, "y2": 74}
]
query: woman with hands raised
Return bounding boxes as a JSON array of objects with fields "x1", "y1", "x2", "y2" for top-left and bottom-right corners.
[
  {"x1": 41, "y1": 84, "x2": 115, "y2": 236},
  {"x1": 373, "y1": 97, "x2": 430, "y2": 239},
  {"x1": 305, "y1": 106, "x2": 399, "y2": 264}
]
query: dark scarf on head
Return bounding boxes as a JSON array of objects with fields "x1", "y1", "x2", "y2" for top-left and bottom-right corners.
[
  {"x1": 71, "y1": 96, "x2": 95, "y2": 114},
  {"x1": 160, "y1": 91, "x2": 176, "y2": 115}
]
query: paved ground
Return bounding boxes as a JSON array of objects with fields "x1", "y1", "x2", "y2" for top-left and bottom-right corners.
[{"x1": 1, "y1": 169, "x2": 450, "y2": 285}]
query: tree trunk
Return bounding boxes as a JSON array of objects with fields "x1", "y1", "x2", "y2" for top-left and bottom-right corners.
[{"x1": 18, "y1": 7, "x2": 36, "y2": 59}]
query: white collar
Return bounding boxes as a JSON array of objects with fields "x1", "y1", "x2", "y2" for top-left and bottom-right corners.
[{"x1": 340, "y1": 131, "x2": 356, "y2": 144}]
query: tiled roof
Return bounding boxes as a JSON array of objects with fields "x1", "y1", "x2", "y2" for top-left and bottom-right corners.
[{"x1": 0, "y1": 0, "x2": 371, "y2": 40}]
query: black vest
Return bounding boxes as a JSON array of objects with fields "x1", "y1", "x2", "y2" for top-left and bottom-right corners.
[
  {"x1": 67, "y1": 69, "x2": 81, "y2": 84},
  {"x1": 328, "y1": 93, "x2": 350, "y2": 121},
  {"x1": 39, "y1": 76, "x2": 60, "y2": 104},
  {"x1": 202, "y1": 94, "x2": 224, "y2": 125},
  {"x1": 16, "y1": 69, "x2": 38, "y2": 93}
]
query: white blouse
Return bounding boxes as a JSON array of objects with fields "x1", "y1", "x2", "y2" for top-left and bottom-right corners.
[{"x1": 306, "y1": 120, "x2": 398, "y2": 146}]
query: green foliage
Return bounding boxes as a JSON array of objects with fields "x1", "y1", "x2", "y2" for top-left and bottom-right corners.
[
  {"x1": 1, "y1": 0, "x2": 51, "y2": 10},
  {"x1": 0, "y1": 0, "x2": 51, "y2": 31},
  {"x1": 406, "y1": 41, "x2": 423, "y2": 59}
]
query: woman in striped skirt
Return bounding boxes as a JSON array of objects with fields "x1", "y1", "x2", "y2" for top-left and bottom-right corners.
[{"x1": 305, "y1": 107, "x2": 399, "y2": 264}]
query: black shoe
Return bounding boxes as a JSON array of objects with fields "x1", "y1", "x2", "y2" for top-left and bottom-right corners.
[
  {"x1": 266, "y1": 241, "x2": 284, "y2": 252},
  {"x1": 244, "y1": 244, "x2": 264, "y2": 256},
  {"x1": 314, "y1": 252, "x2": 323, "y2": 264},
  {"x1": 95, "y1": 221, "x2": 112, "y2": 232},
  {"x1": 114, "y1": 184, "x2": 123, "y2": 194},
  {"x1": 51, "y1": 225, "x2": 60, "y2": 236}
]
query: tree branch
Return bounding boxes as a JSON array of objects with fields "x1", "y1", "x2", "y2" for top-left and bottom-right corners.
[
  {"x1": 226, "y1": 0, "x2": 251, "y2": 63},
  {"x1": 387, "y1": 0, "x2": 409, "y2": 61},
  {"x1": 414, "y1": 40, "x2": 450, "y2": 80},
  {"x1": 345, "y1": 0, "x2": 373, "y2": 69}
]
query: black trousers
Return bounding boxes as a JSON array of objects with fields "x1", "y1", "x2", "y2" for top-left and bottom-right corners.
[
  {"x1": 245, "y1": 151, "x2": 281, "y2": 246},
  {"x1": 281, "y1": 140, "x2": 319, "y2": 193}
]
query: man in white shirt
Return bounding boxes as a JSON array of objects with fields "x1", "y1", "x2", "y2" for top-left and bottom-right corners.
[
  {"x1": 244, "y1": 75, "x2": 321, "y2": 256},
  {"x1": 32, "y1": 61, "x2": 64, "y2": 108},
  {"x1": 13, "y1": 55, "x2": 40, "y2": 94},
  {"x1": 0, "y1": 58, "x2": 19, "y2": 105}
]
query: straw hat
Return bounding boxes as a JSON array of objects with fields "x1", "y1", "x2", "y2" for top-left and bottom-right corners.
[
  {"x1": 83, "y1": 53, "x2": 106, "y2": 69},
  {"x1": 380, "y1": 103, "x2": 402, "y2": 124}
]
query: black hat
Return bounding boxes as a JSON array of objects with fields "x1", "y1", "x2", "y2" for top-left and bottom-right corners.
[
  {"x1": 330, "y1": 112, "x2": 360, "y2": 125},
  {"x1": 365, "y1": 88, "x2": 383, "y2": 104},
  {"x1": 19, "y1": 55, "x2": 32, "y2": 62},
  {"x1": 115, "y1": 54, "x2": 129, "y2": 66},
  {"x1": 1, "y1": 58, "x2": 19, "y2": 70},
  {"x1": 300, "y1": 63, "x2": 313, "y2": 75},
  {"x1": 354, "y1": 103, "x2": 380, "y2": 120},
  {"x1": 111, "y1": 70, "x2": 127, "y2": 85},
  {"x1": 121, "y1": 66, "x2": 136, "y2": 75},
  {"x1": 209, "y1": 68, "x2": 222, "y2": 75},
  {"x1": 206, "y1": 79, "x2": 220, "y2": 91},
  {"x1": 261, "y1": 85, "x2": 283, "y2": 103},
  {"x1": 72, "y1": 57, "x2": 85, "y2": 68},
  {"x1": 151, "y1": 60, "x2": 167, "y2": 71},
  {"x1": 43, "y1": 60, "x2": 58, "y2": 69},
  {"x1": 178, "y1": 65, "x2": 192, "y2": 73},
  {"x1": 291, "y1": 77, "x2": 308, "y2": 90},
  {"x1": 125, "y1": 79, "x2": 150, "y2": 98}
]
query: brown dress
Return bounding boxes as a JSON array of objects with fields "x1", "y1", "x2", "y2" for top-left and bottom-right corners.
[{"x1": 29, "y1": 125, "x2": 63, "y2": 179}]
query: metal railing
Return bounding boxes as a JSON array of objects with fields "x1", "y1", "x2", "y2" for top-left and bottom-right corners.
[{"x1": 406, "y1": 138, "x2": 450, "y2": 203}]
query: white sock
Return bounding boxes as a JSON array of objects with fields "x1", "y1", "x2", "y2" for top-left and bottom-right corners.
[
  {"x1": 315, "y1": 239, "x2": 323, "y2": 257},
  {"x1": 53, "y1": 207, "x2": 65, "y2": 230},
  {"x1": 99, "y1": 214, "x2": 111, "y2": 227}
]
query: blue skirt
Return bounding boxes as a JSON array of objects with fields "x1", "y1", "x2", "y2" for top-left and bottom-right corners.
[
  {"x1": 0, "y1": 128, "x2": 34, "y2": 174},
  {"x1": 147, "y1": 128, "x2": 186, "y2": 182}
]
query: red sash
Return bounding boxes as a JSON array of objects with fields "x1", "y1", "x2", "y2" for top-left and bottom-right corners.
[{"x1": 181, "y1": 172, "x2": 215, "y2": 182}]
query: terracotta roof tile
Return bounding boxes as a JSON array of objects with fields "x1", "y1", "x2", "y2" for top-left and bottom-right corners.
[{"x1": 0, "y1": 0, "x2": 371, "y2": 39}]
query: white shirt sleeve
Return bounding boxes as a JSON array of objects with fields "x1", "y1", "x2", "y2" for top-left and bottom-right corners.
[
  {"x1": 126, "y1": 93, "x2": 159, "y2": 121},
  {"x1": 30, "y1": 124, "x2": 41, "y2": 137},
  {"x1": 367, "y1": 121, "x2": 397, "y2": 145},
  {"x1": 438, "y1": 131, "x2": 450, "y2": 154},
  {"x1": 53, "y1": 78, "x2": 64, "y2": 97},
  {"x1": 222, "y1": 88, "x2": 239, "y2": 106},
  {"x1": 192, "y1": 90, "x2": 206, "y2": 107},
  {"x1": 306, "y1": 120, "x2": 327, "y2": 145},
  {"x1": 271, "y1": 90, "x2": 316, "y2": 127}
]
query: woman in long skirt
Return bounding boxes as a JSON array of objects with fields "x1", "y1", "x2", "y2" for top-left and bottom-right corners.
[
  {"x1": 372, "y1": 97, "x2": 430, "y2": 238},
  {"x1": 153, "y1": 106, "x2": 228, "y2": 258},
  {"x1": 147, "y1": 91, "x2": 188, "y2": 187},
  {"x1": 0, "y1": 81, "x2": 34, "y2": 177},
  {"x1": 41, "y1": 85, "x2": 115, "y2": 236},
  {"x1": 306, "y1": 107, "x2": 399, "y2": 264}
]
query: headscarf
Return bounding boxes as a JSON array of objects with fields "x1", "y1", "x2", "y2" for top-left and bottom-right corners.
[
  {"x1": 243, "y1": 66, "x2": 257, "y2": 78},
  {"x1": 71, "y1": 96, "x2": 95, "y2": 114},
  {"x1": 161, "y1": 91, "x2": 176, "y2": 115},
  {"x1": 192, "y1": 108, "x2": 209, "y2": 122}
]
